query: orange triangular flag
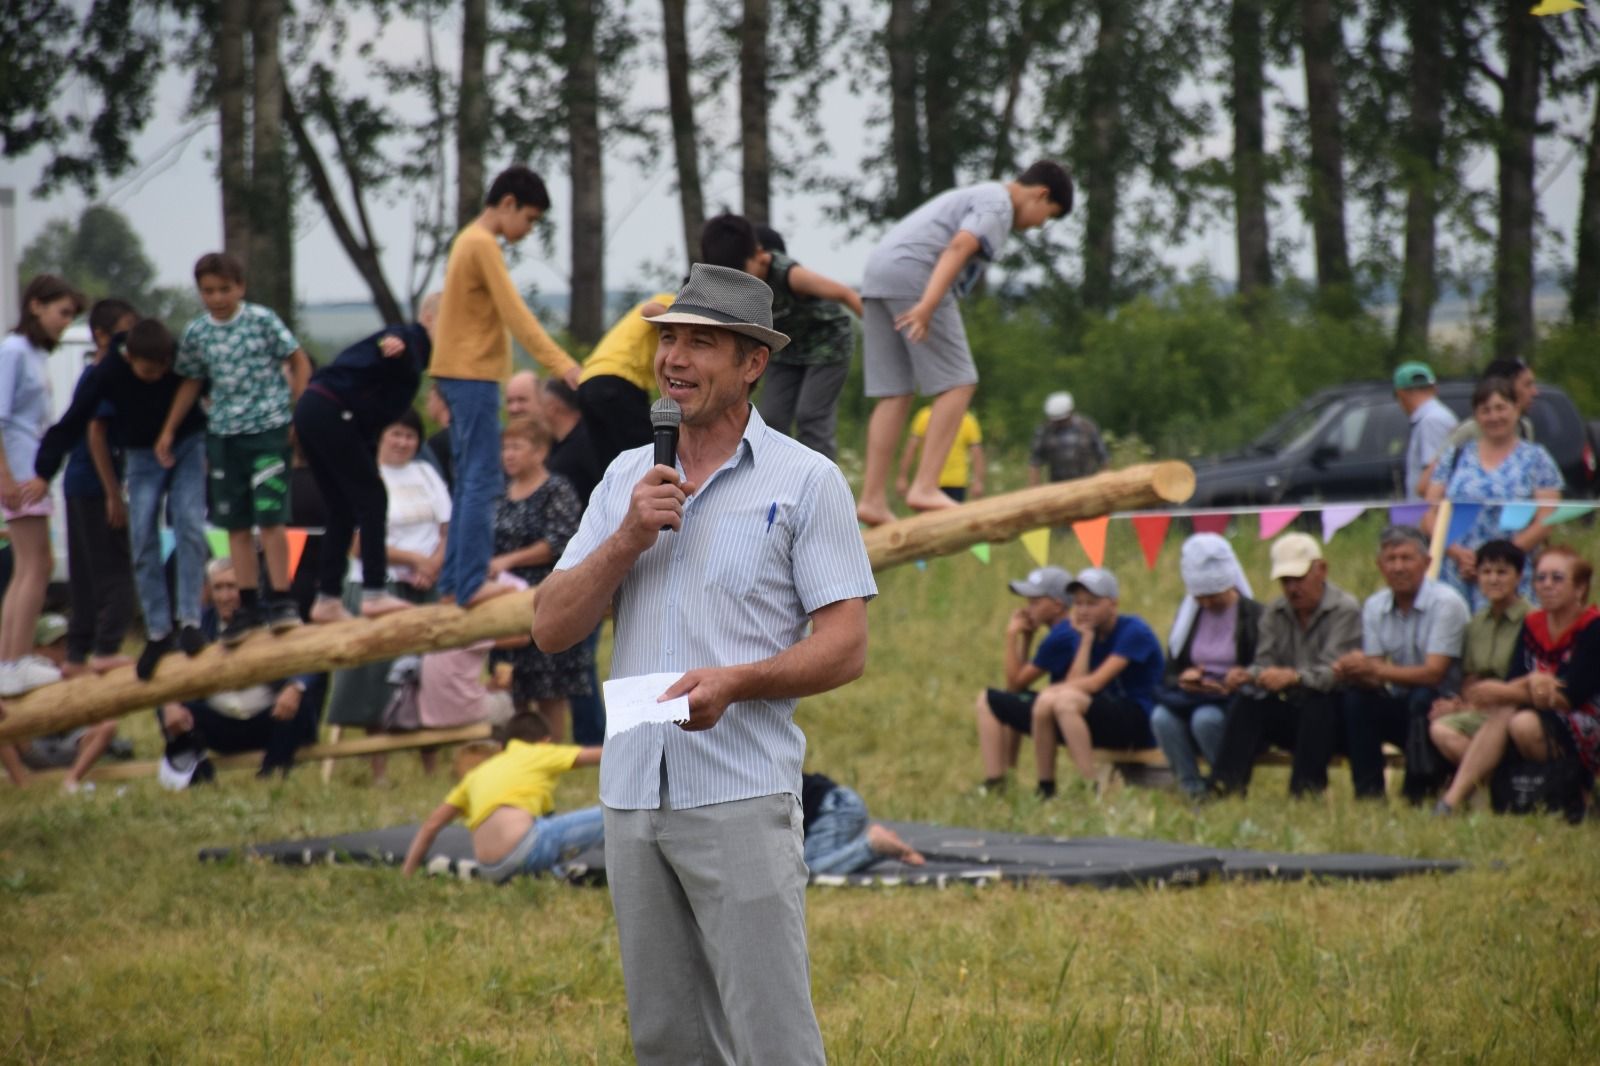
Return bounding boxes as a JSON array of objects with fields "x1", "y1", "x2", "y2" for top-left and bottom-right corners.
[
  {"x1": 1130, "y1": 514, "x2": 1171, "y2": 570},
  {"x1": 286, "y1": 528, "x2": 308, "y2": 578},
  {"x1": 1071, "y1": 516, "x2": 1109, "y2": 568}
]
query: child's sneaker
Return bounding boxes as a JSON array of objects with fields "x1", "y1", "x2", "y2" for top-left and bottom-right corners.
[
  {"x1": 177, "y1": 625, "x2": 208, "y2": 657},
  {"x1": 266, "y1": 599, "x2": 302, "y2": 633},
  {"x1": 0, "y1": 656, "x2": 63, "y2": 696},
  {"x1": 219, "y1": 605, "x2": 264, "y2": 647},
  {"x1": 136, "y1": 635, "x2": 175, "y2": 681}
]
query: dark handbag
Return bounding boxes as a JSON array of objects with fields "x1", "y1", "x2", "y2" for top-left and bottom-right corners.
[
  {"x1": 1402, "y1": 713, "x2": 1447, "y2": 803},
  {"x1": 1489, "y1": 717, "x2": 1587, "y2": 824},
  {"x1": 1153, "y1": 684, "x2": 1208, "y2": 716}
]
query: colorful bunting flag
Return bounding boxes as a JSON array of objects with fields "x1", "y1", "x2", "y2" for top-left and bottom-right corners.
[
  {"x1": 286, "y1": 528, "x2": 309, "y2": 577},
  {"x1": 205, "y1": 527, "x2": 231, "y2": 559},
  {"x1": 1191, "y1": 513, "x2": 1230, "y2": 535},
  {"x1": 969, "y1": 542, "x2": 991, "y2": 564},
  {"x1": 1531, "y1": 0, "x2": 1584, "y2": 16},
  {"x1": 1072, "y1": 517, "x2": 1109, "y2": 568},
  {"x1": 1021, "y1": 527, "x2": 1051, "y2": 568},
  {"x1": 160, "y1": 528, "x2": 177, "y2": 562},
  {"x1": 1445, "y1": 503, "x2": 1483, "y2": 548},
  {"x1": 1320, "y1": 505, "x2": 1365, "y2": 543},
  {"x1": 914, "y1": 559, "x2": 927, "y2": 571},
  {"x1": 1545, "y1": 502, "x2": 1596, "y2": 527},
  {"x1": 1130, "y1": 515, "x2": 1171, "y2": 571},
  {"x1": 1258, "y1": 508, "x2": 1301, "y2": 540},
  {"x1": 1388, "y1": 503, "x2": 1428, "y2": 528},
  {"x1": 1497, "y1": 503, "x2": 1536, "y2": 532}
]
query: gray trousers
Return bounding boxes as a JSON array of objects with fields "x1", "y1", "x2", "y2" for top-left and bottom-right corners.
[
  {"x1": 756, "y1": 360, "x2": 850, "y2": 460},
  {"x1": 604, "y1": 769, "x2": 824, "y2": 1066}
]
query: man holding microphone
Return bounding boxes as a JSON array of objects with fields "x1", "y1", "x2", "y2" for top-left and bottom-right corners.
[{"x1": 533, "y1": 264, "x2": 876, "y2": 1065}]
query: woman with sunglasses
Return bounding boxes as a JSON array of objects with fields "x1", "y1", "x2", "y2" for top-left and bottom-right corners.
[{"x1": 1434, "y1": 545, "x2": 1599, "y2": 814}]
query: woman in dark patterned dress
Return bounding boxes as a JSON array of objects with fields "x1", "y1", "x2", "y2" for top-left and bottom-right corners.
[{"x1": 489, "y1": 417, "x2": 592, "y2": 740}]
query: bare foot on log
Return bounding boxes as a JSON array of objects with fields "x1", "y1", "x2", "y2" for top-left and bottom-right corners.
[
  {"x1": 465, "y1": 581, "x2": 516, "y2": 607},
  {"x1": 867, "y1": 823, "x2": 925, "y2": 865},
  {"x1": 856, "y1": 501, "x2": 896, "y2": 527},
  {"x1": 309, "y1": 598, "x2": 354, "y2": 624},
  {"x1": 904, "y1": 487, "x2": 960, "y2": 513},
  {"x1": 360, "y1": 593, "x2": 414, "y2": 619},
  {"x1": 88, "y1": 654, "x2": 134, "y2": 674}
]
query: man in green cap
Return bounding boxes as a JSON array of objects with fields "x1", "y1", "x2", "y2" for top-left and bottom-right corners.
[{"x1": 1394, "y1": 361, "x2": 1457, "y2": 500}]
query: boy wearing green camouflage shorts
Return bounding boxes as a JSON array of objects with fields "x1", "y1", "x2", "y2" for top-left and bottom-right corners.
[{"x1": 158, "y1": 252, "x2": 311, "y2": 645}]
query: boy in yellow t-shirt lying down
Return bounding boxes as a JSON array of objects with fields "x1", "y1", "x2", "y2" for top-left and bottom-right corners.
[{"x1": 402, "y1": 712, "x2": 602, "y2": 883}]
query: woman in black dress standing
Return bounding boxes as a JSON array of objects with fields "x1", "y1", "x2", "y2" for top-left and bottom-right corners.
[{"x1": 489, "y1": 417, "x2": 591, "y2": 740}]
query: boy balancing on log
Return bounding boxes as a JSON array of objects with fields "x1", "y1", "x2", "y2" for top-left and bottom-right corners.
[
  {"x1": 856, "y1": 161, "x2": 1073, "y2": 526},
  {"x1": 402, "y1": 712, "x2": 603, "y2": 882}
]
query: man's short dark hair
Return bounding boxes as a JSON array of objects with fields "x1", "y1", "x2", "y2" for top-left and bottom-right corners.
[
  {"x1": 1017, "y1": 160, "x2": 1074, "y2": 215},
  {"x1": 543, "y1": 377, "x2": 580, "y2": 412},
  {"x1": 700, "y1": 214, "x2": 759, "y2": 271},
  {"x1": 1378, "y1": 525, "x2": 1429, "y2": 555},
  {"x1": 1476, "y1": 539, "x2": 1526, "y2": 574},
  {"x1": 500, "y1": 710, "x2": 553, "y2": 745},
  {"x1": 88, "y1": 298, "x2": 137, "y2": 337},
  {"x1": 484, "y1": 165, "x2": 551, "y2": 212},
  {"x1": 125, "y1": 318, "x2": 176, "y2": 368},
  {"x1": 755, "y1": 225, "x2": 786, "y2": 255},
  {"x1": 1481, "y1": 357, "x2": 1529, "y2": 381},
  {"x1": 193, "y1": 251, "x2": 245, "y2": 285}
]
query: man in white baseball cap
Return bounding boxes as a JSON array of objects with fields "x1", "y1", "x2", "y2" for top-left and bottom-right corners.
[
  {"x1": 1207, "y1": 532, "x2": 1363, "y2": 797},
  {"x1": 973, "y1": 566, "x2": 1075, "y2": 791},
  {"x1": 1027, "y1": 390, "x2": 1107, "y2": 486},
  {"x1": 1028, "y1": 567, "x2": 1166, "y2": 797}
]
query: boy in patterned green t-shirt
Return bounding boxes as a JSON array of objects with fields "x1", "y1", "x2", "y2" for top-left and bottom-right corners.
[{"x1": 157, "y1": 252, "x2": 311, "y2": 644}]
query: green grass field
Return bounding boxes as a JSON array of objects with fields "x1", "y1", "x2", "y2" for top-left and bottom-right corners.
[{"x1": 4, "y1": 515, "x2": 1599, "y2": 1063}]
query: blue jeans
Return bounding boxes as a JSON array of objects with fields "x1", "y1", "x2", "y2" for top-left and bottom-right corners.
[
  {"x1": 436, "y1": 378, "x2": 505, "y2": 603},
  {"x1": 125, "y1": 434, "x2": 207, "y2": 638},
  {"x1": 1151, "y1": 703, "x2": 1227, "y2": 797},
  {"x1": 802, "y1": 786, "x2": 877, "y2": 875},
  {"x1": 480, "y1": 805, "x2": 605, "y2": 883}
]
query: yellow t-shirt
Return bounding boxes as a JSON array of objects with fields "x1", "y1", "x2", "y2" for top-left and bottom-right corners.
[
  {"x1": 443, "y1": 740, "x2": 581, "y2": 830},
  {"x1": 909, "y1": 408, "x2": 982, "y2": 488},
  {"x1": 431, "y1": 224, "x2": 578, "y2": 383},
  {"x1": 579, "y1": 293, "x2": 677, "y2": 391}
]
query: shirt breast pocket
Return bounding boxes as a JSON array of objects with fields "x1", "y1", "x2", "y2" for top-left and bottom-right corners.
[{"x1": 707, "y1": 516, "x2": 783, "y2": 597}]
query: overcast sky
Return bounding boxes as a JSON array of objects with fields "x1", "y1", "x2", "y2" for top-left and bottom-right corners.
[{"x1": 2, "y1": 7, "x2": 1591, "y2": 311}]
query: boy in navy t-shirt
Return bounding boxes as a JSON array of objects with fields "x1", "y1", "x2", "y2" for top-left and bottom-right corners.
[
  {"x1": 1027, "y1": 567, "x2": 1164, "y2": 798},
  {"x1": 974, "y1": 565, "x2": 1076, "y2": 791}
]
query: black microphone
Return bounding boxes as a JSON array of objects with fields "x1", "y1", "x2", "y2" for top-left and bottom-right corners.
[{"x1": 650, "y1": 397, "x2": 682, "y2": 531}]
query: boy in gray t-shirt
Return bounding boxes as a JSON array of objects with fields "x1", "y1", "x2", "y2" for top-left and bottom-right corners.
[{"x1": 856, "y1": 162, "x2": 1072, "y2": 526}]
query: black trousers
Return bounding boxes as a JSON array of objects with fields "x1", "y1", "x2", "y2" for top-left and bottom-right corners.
[
  {"x1": 293, "y1": 390, "x2": 389, "y2": 598},
  {"x1": 64, "y1": 493, "x2": 135, "y2": 661},
  {"x1": 577, "y1": 375, "x2": 652, "y2": 473},
  {"x1": 164, "y1": 674, "x2": 326, "y2": 773},
  {"x1": 1210, "y1": 688, "x2": 1345, "y2": 797},
  {"x1": 1344, "y1": 685, "x2": 1440, "y2": 800}
]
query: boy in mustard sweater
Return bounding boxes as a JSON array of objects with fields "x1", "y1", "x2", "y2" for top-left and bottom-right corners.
[
  {"x1": 432, "y1": 166, "x2": 579, "y2": 606},
  {"x1": 402, "y1": 712, "x2": 602, "y2": 883}
]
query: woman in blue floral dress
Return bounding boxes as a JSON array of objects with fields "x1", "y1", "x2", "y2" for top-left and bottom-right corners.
[{"x1": 1425, "y1": 377, "x2": 1562, "y2": 611}]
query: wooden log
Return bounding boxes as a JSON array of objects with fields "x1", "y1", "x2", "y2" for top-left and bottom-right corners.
[
  {"x1": 0, "y1": 462, "x2": 1194, "y2": 744},
  {"x1": 861, "y1": 461, "x2": 1195, "y2": 571},
  {"x1": 0, "y1": 593, "x2": 536, "y2": 745},
  {"x1": 23, "y1": 723, "x2": 494, "y2": 787}
]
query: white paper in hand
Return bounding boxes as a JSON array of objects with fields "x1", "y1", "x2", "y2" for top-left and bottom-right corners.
[{"x1": 603, "y1": 672, "x2": 692, "y2": 740}]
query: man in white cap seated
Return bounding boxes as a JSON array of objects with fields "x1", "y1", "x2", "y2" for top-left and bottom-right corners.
[
  {"x1": 1150, "y1": 534, "x2": 1264, "y2": 799},
  {"x1": 1208, "y1": 532, "x2": 1363, "y2": 797},
  {"x1": 1029, "y1": 567, "x2": 1165, "y2": 798},
  {"x1": 1027, "y1": 390, "x2": 1107, "y2": 486},
  {"x1": 973, "y1": 565, "x2": 1075, "y2": 792}
]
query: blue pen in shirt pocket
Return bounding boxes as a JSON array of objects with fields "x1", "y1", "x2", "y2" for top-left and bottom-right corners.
[{"x1": 765, "y1": 501, "x2": 777, "y2": 532}]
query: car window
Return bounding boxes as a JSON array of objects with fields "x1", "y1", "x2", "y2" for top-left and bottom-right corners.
[{"x1": 1321, "y1": 402, "x2": 1408, "y2": 461}]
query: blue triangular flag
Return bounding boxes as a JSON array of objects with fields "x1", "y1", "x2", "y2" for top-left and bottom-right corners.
[
  {"x1": 1445, "y1": 503, "x2": 1483, "y2": 548},
  {"x1": 1497, "y1": 504, "x2": 1536, "y2": 532},
  {"x1": 160, "y1": 528, "x2": 177, "y2": 562}
]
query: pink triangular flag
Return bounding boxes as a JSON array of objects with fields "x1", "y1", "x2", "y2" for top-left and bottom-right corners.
[
  {"x1": 1320, "y1": 505, "x2": 1365, "y2": 543},
  {"x1": 1258, "y1": 508, "x2": 1302, "y2": 540}
]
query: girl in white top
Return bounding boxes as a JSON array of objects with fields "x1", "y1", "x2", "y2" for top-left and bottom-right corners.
[{"x1": 0, "y1": 275, "x2": 84, "y2": 696}]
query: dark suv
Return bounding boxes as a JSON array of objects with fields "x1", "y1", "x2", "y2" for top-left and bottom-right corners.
[{"x1": 1186, "y1": 381, "x2": 1598, "y2": 507}]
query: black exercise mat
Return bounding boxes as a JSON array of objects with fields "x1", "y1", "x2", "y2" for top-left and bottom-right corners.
[{"x1": 201, "y1": 820, "x2": 1460, "y2": 887}]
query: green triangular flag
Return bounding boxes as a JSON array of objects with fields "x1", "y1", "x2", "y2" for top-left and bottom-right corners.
[
  {"x1": 205, "y1": 527, "x2": 231, "y2": 558},
  {"x1": 1545, "y1": 503, "x2": 1595, "y2": 527},
  {"x1": 969, "y1": 542, "x2": 991, "y2": 564}
]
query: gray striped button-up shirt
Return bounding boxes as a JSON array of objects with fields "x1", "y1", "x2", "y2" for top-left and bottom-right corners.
[{"x1": 555, "y1": 406, "x2": 877, "y2": 811}]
